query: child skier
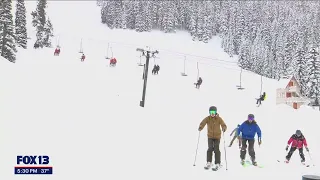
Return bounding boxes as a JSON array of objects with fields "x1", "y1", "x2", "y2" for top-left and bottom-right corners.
[
  {"x1": 285, "y1": 130, "x2": 309, "y2": 164},
  {"x1": 229, "y1": 124, "x2": 241, "y2": 148}
]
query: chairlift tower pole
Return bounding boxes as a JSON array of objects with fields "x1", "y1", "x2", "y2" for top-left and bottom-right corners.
[{"x1": 136, "y1": 48, "x2": 159, "y2": 107}]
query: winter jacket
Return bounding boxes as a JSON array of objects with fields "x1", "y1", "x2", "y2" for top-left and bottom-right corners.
[
  {"x1": 287, "y1": 134, "x2": 307, "y2": 149},
  {"x1": 199, "y1": 113, "x2": 227, "y2": 139},
  {"x1": 239, "y1": 120, "x2": 261, "y2": 140}
]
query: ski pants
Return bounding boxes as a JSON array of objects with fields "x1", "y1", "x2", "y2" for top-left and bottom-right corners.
[
  {"x1": 230, "y1": 135, "x2": 241, "y2": 147},
  {"x1": 256, "y1": 98, "x2": 261, "y2": 105},
  {"x1": 240, "y1": 138, "x2": 255, "y2": 161},
  {"x1": 286, "y1": 147, "x2": 305, "y2": 162},
  {"x1": 207, "y1": 138, "x2": 221, "y2": 164}
]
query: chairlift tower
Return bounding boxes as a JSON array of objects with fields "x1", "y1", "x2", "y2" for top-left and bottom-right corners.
[{"x1": 136, "y1": 48, "x2": 159, "y2": 107}]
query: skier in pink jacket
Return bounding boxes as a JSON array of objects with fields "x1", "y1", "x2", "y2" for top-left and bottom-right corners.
[{"x1": 285, "y1": 130, "x2": 309, "y2": 164}]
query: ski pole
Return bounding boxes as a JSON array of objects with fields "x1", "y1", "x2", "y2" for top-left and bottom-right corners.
[
  {"x1": 223, "y1": 132, "x2": 228, "y2": 170},
  {"x1": 307, "y1": 151, "x2": 315, "y2": 166},
  {"x1": 193, "y1": 131, "x2": 201, "y2": 166}
]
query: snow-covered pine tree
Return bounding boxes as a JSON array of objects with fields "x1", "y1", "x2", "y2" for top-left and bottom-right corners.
[
  {"x1": 0, "y1": 0, "x2": 3, "y2": 53},
  {"x1": 233, "y1": 3, "x2": 247, "y2": 55},
  {"x1": 238, "y1": 36, "x2": 252, "y2": 70},
  {"x1": 195, "y1": 2, "x2": 204, "y2": 41},
  {"x1": 15, "y1": 0, "x2": 27, "y2": 49},
  {"x1": 202, "y1": 4, "x2": 213, "y2": 43},
  {"x1": 124, "y1": 1, "x2": 134, "y2": 29},
  {"x1": 42, "y1": 18, "x2": 53, "y2": 47},
  {"x1": 162, "y1": 1, "x2": 176, "y2": 33},
  {"x1": 113, "y1": 1, "x2": 124, "y2": 29},
  {"x1": 0, "y1": 0, "x2": 17, "y2": 63},
  {"x1": 100, "y1": 1, "x2": 115, "y2": 28},
  {"x1": 176, "y1": 0, "x2": 186, "y2": 30},
  {"x1": 187, "y1": 1, "x2": 197, "y2": 41},
  {"x1": 144, "y1": 1, "x2": 152, "y2": 32},
  {"x1": 135, "y1": 2, "x2": 146, "y2": 32},
  {"x1": 31, "y1": 0, "x2": 53, "y2": 48},
  {"x1": 293, "y1": 46, "x2": 308, "y2": 96},
  {"x1": 306, "y1": 48, "x2": 320, "y2": 103}
]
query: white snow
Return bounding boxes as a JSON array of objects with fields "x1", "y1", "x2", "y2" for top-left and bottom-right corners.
[{"x1": 1, "y1": 1, "x2": 319, "y2": 180}]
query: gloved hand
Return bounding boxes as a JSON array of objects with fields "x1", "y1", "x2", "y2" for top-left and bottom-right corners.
[
  {"x1": 285, "y1": 145, "x2": 289, "y2": 151},
  {"x1": 198, "y1": 127, "x2": 201, "y2": 131},
  {"x1": 222, "y1": 128, "x2": 226, "y2": 132},
  {"x1": 305, "y1": 147, "x2": 309, "y2": 152},
  {"x1": 258, "y1": 138, "x2": 262, "y2": 145}
]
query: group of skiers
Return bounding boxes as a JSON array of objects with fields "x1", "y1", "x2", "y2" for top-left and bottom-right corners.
[{"x1": 198, "y1": 106, "x2": 310, "y2": 171}]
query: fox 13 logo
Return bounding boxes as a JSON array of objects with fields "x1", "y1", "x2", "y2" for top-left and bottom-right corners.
[{"x1": 14, "y1": 155, "x2": 53, "y2": 175}]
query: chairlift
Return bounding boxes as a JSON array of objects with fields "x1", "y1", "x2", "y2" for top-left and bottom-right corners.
[
  {"x1": 79, "y1": 38, "x2": 83, "y2": 53},
  {"x1": 237, "y1": 68, "x2": 245, "y2": 90},
  {"x1": 138, "y1": 54, "x2": 144, "y2": 66},
  {"x1": 105, "y1": 43, "x2": 113, "y2": 59},
  {"x1": 181, "y1": 56, "x2": 188, "y2": 76}
]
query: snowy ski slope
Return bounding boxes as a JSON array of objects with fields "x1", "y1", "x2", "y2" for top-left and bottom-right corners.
[{"x1": 0, "y1": 1, "x2": 319, "y2": 180}]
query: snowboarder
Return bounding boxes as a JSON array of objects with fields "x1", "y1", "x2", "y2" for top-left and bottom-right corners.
[
  {"x1": 198, "y1": 106, "x2": 227, "y2": 170},
  {"x1": 256, "y1": 92, "x2": 266, "y2": 106},
  {"x1": 155, "y1": 65, "x2": 160, "y2": 74},
  {"x1": 238, "y1": 114, "x2": 262, "y2": 166},
  {"x1": 229, "y1": 124, "x2": 241, "y2": 148},
  {"x1": 54, "y1": 47, "x2": 60, "y2": 56},
  {"x1": 81, "y1": 54, "x2": 85, "y2": 62},
  {"x1": 285, "y1": 130, "x2": 309, "y2": 164},
  {"x1": 195, "y1": 77, "x2": 202, "y2": 89}
]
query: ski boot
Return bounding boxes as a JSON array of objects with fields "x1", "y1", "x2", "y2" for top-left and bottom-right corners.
[
  {"x1": 241, "y1": 159, "x2": 245, "y2": 165},
  {"x1": 204, "y1": 162, "x2": 212, "y2": 170},
  {"x1": 251, "y1": 157, "x2": 257, "y2": 166},
  {"x1": 212, "y1": 163, "x2": 222, "y2": 171},
  {"x1": 285, "y1": 158, "x2": 290, "y2": 163}
]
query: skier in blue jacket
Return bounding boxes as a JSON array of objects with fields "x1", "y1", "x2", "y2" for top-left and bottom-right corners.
[{"x1": 238, "y1": 114, "x2": 262, "y2": 166}]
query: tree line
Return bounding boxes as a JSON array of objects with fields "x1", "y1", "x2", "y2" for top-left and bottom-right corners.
[{"x1": 0, "y1": 0, "x2": 53, "y2": 63}]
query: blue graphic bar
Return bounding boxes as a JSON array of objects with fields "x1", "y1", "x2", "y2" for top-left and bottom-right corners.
[{"x1": 14, "y1": 166, "x2": 53, "y2": 175}]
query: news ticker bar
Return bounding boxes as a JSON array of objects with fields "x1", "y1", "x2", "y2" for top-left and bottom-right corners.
[{"x1": 14, "y1": 166, "x2": 53, "y2": 175}]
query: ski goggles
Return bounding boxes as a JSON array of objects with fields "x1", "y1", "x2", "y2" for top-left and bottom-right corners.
[{"x1": 209, "y1": 110, "x2": 216, "y2": 115}]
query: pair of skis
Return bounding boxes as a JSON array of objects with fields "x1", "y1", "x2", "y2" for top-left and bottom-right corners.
[
  {"x1": 277, "y1": 160, "x2": 310, "y2": 167},
  {"x1": 241, "y1": 160, "x2": 263, "y2": 168},
  {"x1": 204, "y1": 165, "x2": 222, "y2": 171}
]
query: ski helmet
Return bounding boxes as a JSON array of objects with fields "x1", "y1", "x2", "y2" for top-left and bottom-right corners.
[
  {"x1": 209, "y1": 106, "x2": 217, "y2": 115},
  {"x1": 296, "y1": 130, "x2": 302, "y2": 136},
  {"x1": 248, "y1": 114, "x2": 254, "y2": 120}
]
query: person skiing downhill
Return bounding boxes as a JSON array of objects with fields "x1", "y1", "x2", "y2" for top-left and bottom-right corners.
[
  {"x1": 238, "y1": 114, "x2": 262, "y2": 166},
  {"x1": 198, "y1": 106, "x2": 227, "y2": 170},
  {"x1": 229, "y1": 124, "x2": 241, "y2": 148},
  {"x1": 285, "y1": 130, "x2": 309, "y2": 164}
]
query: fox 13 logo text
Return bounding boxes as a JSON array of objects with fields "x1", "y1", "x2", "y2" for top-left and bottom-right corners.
[{"x1": 14, "y1": 155, "x2": 53, "y2": 175}]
